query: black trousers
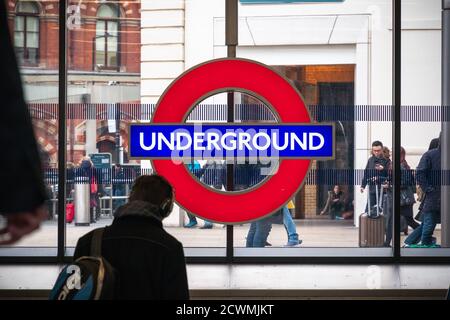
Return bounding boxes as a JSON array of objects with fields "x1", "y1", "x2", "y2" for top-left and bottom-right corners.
[{"x1": 384, "y1": 204, "x2": 420, "y2": 246}]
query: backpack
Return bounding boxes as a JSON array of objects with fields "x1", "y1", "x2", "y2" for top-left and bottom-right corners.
[{"x1": 49, "y1": 228, "x2": 118, "y2": 300}]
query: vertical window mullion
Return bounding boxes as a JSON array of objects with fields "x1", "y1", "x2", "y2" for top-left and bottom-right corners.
[
  {"x1": 24, "y1": 16, "x2": 28, "y2": 59},
  {"x1": 105, "y1": 20, "x2": 108, "y2": 67}
]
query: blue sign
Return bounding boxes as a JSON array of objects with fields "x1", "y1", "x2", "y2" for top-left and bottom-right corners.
[
  {"x1": 89, "y1": 153, "x2": 112, "y2": 169},
  {"x1": 129, "y1": 124, "x2": 334, "y2": 160}
]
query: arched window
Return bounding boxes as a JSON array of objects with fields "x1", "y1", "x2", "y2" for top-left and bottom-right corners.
[
  {"x1": 95, "y1": 4, "x2": 119, "y2": 70},
  {"x1": 15, "y1": 1, "x2": 40, "y2": 65}
]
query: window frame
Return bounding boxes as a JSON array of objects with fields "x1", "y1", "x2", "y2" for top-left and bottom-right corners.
[
  {"x1": 94, "y1": 4, "x2": 120, "y2": 71},
  {"x1": 1, "y1": 0, "x2": 450, "y2": 265},
  {"x1": 14, "y1": 1, "x2": 40, "y2": 66}
]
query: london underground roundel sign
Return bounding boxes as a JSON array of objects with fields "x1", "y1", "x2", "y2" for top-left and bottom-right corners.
[{"x1": 130, "y1": 58, "x2": 334, "y2": 224}]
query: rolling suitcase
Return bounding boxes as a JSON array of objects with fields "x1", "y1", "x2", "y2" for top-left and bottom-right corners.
[{"x1": 359, "y1": 184, "x2": 385, "y2": 247}]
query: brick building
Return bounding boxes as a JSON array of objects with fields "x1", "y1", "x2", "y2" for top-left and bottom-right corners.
[{"x1": 6, "y1": 0, "x2": 141, "y2": 165}]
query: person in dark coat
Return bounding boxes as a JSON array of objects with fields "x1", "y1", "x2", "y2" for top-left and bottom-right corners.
[
  {"x1": 78, "y1": 157, "x2": 101, "y2": 223},
  {"x1": 404, "y1": 135, "x2": 441, "y2": 247},
  {"x1": 0, "y1": 1, "x2": 48, "y2": 244},
  {"x1": 383, "y1": 147, "x2": 420, "y2": 247},
  {"x1": 360, "y1": 141, "x2": 389, "y2": 216},
  {"x1": 74, "y1": 174, "x2": 189, "y2": 300}
]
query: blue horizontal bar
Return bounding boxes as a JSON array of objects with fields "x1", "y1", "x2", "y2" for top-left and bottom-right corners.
[{"x1": 129, "y1": 124, "x2": 334, "y2": 159}]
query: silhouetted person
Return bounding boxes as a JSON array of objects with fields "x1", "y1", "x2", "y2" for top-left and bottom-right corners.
[
  {"x1": 74, "y1": 175, "x2": 189, "y2": 299},
  {"x1": 0, "y1": 1, "x2": 48, "y2": 244}
]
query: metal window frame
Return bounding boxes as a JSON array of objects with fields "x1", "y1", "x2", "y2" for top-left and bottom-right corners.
[
  {"x1": 1, "y1": 0, "x2": 450, "y2": 265},
  {"x1": 14, "y1": 8, "x2": 40, "y2": 66},
  {"x1": 93, "y1": 3, "x2": 121, "y2": 71},
  {"x1": 93, "y1": 20, "x2": 120, "y2": 71}
]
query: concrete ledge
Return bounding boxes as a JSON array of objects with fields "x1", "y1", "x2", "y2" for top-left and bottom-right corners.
[
  {"x1": 0, "y1": 289, "x2": 447, "y2": 300},
  {"x1": 189, "y1": 289, "x2": 448, "y2": 300},
  {"x1": 1, "y1": 264, "x2": 449, "y2": 300}
]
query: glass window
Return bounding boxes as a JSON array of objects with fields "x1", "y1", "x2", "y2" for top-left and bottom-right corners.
[
  {"x1": 227, "y1": 1, "x2": 393, "y2": 256},
  {"x1": 14, "y1": 1, "x2": 40, "y2": 65},
  {"x1": 2, "y1": 0, "x2": 449, "y2": 261},
  {"x1": 95, "y1": 4, "x2": 119, "y2": 70},
  {"x1": 400, "y1": 0, "x2": 450, "y2": 256},
  {"x1": 1, "y1": 0, "x2": 58, "y2": 257}
]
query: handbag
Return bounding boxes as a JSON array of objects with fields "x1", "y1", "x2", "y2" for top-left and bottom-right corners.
[
  {"x1": 90, "y1": 176, "x2": 98, "y2": 194},
  {"x1": 400, "y1": 188, "x2": 414, "y2": 206}
]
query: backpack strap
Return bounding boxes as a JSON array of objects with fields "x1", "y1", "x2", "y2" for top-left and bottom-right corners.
[{"x1": 91, "y1": 228, "x2": 104, "y2": 257}]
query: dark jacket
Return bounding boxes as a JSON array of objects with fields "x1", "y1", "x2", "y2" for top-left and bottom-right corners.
[
  {"x1": 361, "y1": 156, "x2": 389, "y2": 193},
  {"x1": 74, "y1": 201, "x2": 189, "y2": 300},
  {"x1": 0, "y1": 1, "x2": 48, "y2": 213},
  {"x1": 416, "y1": 147, "x2": 441, "y2": 213},
  {"x1": 400, "y1": 163, "x2": 416, "y2": 206}
]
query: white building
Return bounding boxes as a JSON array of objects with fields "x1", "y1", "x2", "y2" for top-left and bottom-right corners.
[{"x1": 141, "y1": 0, "x2": 442, "y2": 226}]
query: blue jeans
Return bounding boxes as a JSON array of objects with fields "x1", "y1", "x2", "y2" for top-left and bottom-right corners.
[
  {"x1": 404, "y1": 211, "x2": 439, "y2": 245},
  {"x1": 246, "y1": 218, "x2": 272, "y2": 247},
  {"x1": 283, "y1": 207, "x2": 299, "y2": 242}
]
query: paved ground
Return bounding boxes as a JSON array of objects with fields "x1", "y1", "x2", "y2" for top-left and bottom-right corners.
[{"x1": 4, "y1": 217, "x2": 441, "y2": 248}]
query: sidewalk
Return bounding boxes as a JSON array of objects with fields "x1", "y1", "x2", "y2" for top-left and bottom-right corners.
[{"x1": 5, "y1": 218, "x2": 441, "y2": 248}]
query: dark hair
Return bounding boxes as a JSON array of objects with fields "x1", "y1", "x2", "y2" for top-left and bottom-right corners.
[
  {"x1": 129, "y1": 175, "x2": 173, "y2": 207},
  {"x1": 383, "y1": 146, "x2": 391, "y2": 160},
  {"x1": 428, "y1": 138, "x2": 440, "y2": 151},
  {"x1": 400, "y1": 146, "x2": 410, "y2": 170},
  {"x1": 372, "y1": 141, "x2": 383, "y2": 148}
]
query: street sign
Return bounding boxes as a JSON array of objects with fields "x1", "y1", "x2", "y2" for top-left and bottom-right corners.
[
  {"x1": 89, "y1": 153, "x2": 112, "y2": 169},
  {"x1": 130, "y1": 58, "x2": 334, "y2": 224},
  {"x1": 89, "y1": 153, "x2": 112, "y2": 184}
]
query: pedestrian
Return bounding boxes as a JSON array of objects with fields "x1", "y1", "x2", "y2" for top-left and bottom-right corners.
[
  {"x1": 0, "y1": 1, "x2": 48, "y2": 245},
  {"x1": 74, "y1": 174, "x2": 189, "y2": 299},
  {"x1": 282, "y1": 205, "x2": 302, "y2": 246},
  {"x1": 243, "y1": 161, "x2": 274, "y2": 247},
  {"x1": 383, "y1": 147, "x2": 420, "y2": 247},
  {"x1": 79, "y1": 156, "x2": 105, "y2": 223},
  {"x1": 404, "y1": 135, "x2": 442, "y2": 248},
  {"x1": 360, "y1": 141, "x2": 389, "y2": 216}
]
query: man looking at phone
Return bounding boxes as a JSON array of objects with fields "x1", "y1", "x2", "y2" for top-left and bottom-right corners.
[{"x1": 360, "y1": 141, "x2": 390, "y2": 215}]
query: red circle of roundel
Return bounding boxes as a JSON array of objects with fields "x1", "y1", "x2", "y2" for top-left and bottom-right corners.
[{"x1": 152, "y1": 58, "x2": 311, "y2": 224}]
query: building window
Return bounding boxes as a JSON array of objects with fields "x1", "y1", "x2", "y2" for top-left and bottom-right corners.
[
  {"x1": 95, "y1": 4, "x2": 119, "y2": 70},
  {"x1": 14, "y1": 1, "x2": 40, "y2": 66}
]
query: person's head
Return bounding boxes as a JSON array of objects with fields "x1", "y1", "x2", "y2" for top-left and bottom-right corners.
[
  {"x1": 129, "y1": 175, "x2": 174, "y2": 219},
  {"x1": 428, "y1": 138, "x2": 440, "y2": 151},
  {"x1": 371, "y1": 141, "x2": 384, "y2": 158},
  {"x1": 80, "y1": 156, "x2": 92, "y2": 166},
  {"x1": 333, "y1": 185, "x2": 341, "y2": 194},
  {"x1": 383, "y1": 146, "x2": 391, "y2": 160},
  {"x1": 400, "y1": 146, "x2": 410, "y2": 169},
  {"x1": 400, "y1": 146, "x2": 406, "y2": 163}
]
